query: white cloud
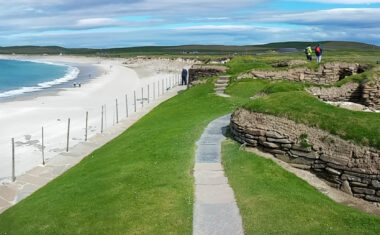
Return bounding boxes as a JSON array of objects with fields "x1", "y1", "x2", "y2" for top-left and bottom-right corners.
[
  {"x1": 174, "y1": 25, "x2": 254, "y2": 31},
  {"x1": 76, "y1": 18, "x2": 119, "y2": 28},
  {"x1": 253, "y1": 8, "x2": 380, "y2": 26}
]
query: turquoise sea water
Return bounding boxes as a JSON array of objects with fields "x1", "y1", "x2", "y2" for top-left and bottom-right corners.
[{"x1": 0, "y1": 59, "x2": 79, "y2": 98}]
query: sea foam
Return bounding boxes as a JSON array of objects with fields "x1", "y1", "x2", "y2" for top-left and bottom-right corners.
[{"x1": 0, "y1": 64, "x2": 80, "y2": 98}]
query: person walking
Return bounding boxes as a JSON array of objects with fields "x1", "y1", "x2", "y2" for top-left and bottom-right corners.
[
  {"x1": 181, "y1": 68, "x2": 188, "y2": 85},
  {"x1": 315, "y1": 43, "x2": 323, "y2": 63},
  {"x1": 305, "y1": 44, "x2": 312, "y2": 61}
]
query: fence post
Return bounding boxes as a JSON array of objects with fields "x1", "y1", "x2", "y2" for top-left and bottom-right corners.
[
  {"x1": 162, "y1": 79, "x2": 164, "y2": 94},
  {"x1": 125, "y1": 94, "x2": 129, "y2": 117},
  {"x1": 141, "y1": 87, "x2": 144, "y2": 108},
  {"x1": 42, "y1": 127, "x2": 45, "y2": 165},
  {"x1": 148, "y1": 84, "x2": 150, "y2": 104},
  {"x1": 116, "y1": 99, "x2": 119, "y2": 124},
  {"x1": 134, "y1": 90, "x2": 137, "y2": 112},
  {"x1": 66, "y1": 118, "x2": 70, "y2": 152},
  {"x1": 104, "y1": 104, "x2": 107, "y2": 129},
  {"x1": 85, "y1": 111, "x2": 88, "y2": 141},
  {"x1": 101, "y1": 106, "x2": 104, "y2": 133},
  {"x1": 12, "y1": 138, "x2": 15, "y2": 182},
  {"x1": 153, "y1": 82, "x2": 156, "y2": 100}
]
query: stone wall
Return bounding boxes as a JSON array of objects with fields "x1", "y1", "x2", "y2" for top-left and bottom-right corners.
[
  {"x1": 188, "y1": 65, "x2": 228, "y2": 83},
  {"x1": 230, "y1": 108, "x2": 380, "y2": 203},
  {"x1": 307, "y1": 83, "x2": 364, "y2": 103},
  {"x1": 362, "y1": 80, "x2": 380, "y2": 109},
  {"x1": 238, "y1": 62, "x2": 367, "y2": 85}
]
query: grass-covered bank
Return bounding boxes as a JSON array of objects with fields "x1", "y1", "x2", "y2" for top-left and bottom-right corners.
[
  {"x1": 222, "y1": 140, "x2": 380, "y2": 234},
  {"x1": 225, "y1": 79, "x2": 380, "y2": 148},
  {"x1": 0, "y1": 83, "x2": 233, "y2": 234}
]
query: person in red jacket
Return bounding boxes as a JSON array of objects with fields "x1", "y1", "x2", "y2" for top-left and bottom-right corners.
[{"x1": 315, "y1": 43, "x2": 323, "y2": 63}]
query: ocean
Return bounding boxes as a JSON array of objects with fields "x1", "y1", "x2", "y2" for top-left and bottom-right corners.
[{"x1": 0, "y1": 59, "x2": 80, "y2": 98}]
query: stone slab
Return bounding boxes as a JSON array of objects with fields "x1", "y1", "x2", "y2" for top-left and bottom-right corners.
[
  {"x1": 194, "y1": 171, "x2": 228, "y2": 185},
  {"x1": 193, "y1": 203, "x2": 244, "y2": 235}
]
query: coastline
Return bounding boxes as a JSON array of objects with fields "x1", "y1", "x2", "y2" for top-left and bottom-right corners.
[{"x1": 0, "y1": 55, "x2": 192, "y2": 182}]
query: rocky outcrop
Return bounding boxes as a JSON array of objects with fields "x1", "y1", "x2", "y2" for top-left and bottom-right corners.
[
  {"x1": 189, "y1": 65, "x2": 228, "y2": 83},
  {"x1": 238, "y1": 62, "x2": 368, "y2": 85},
  {"x1": 230, "y1": 108, "x2": 380, "y2": 203}
]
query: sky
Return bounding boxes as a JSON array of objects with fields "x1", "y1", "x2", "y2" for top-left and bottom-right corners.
[{"x1": 0, "y1": 0, "x2": 379, "y2": 48}]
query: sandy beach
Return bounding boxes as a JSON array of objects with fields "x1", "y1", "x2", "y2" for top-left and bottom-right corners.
[{"x1": 0, "y1": 55, "x2": 193, "y2": 182}]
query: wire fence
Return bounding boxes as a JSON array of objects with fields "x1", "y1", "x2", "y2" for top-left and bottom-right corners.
[{"x1": 1, "y1": 73, "x2": 183, "y2": 182}]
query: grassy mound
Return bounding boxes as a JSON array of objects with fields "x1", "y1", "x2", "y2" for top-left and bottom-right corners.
[{"x1": 226, "y1": 79, "x2": 380, "y2": 148}]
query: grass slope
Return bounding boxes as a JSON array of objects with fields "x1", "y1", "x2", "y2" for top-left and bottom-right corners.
[
  {"x1": 225, "y1": 79, "x2": 380, "y2": 148},
  {"x1": 222, "y1": 140, "x2": 380, "y2": 234},
  {"x1": 0, "y1": 83, "x2": 233, "y2": 234}
]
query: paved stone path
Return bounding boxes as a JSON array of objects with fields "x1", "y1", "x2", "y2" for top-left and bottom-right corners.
[
  {"x1": 193, "y1": 114, "x2": 244, "y2": 235},
  {"x1": 0, "y1": 85, "x2": 185, "y2": 214}
]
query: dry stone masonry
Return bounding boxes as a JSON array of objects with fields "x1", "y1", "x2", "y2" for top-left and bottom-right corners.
[
  {"x1": 189, "y1": 65, "x2": 228, "y2": 84},
  {"x1": 230, "y1": 108, "x2": 380, "y2": 203},
  {"x1": 307, "y1": 83, "x2": 364, "y2": 103},
  {"x1": 362, "y1": 79, "x2": 380, "y2": 109},
  {"x1": 238, "y1": 62, "x2": 367, "y2": 85},
  {"x1": 307, "y1": 77, "x2": 380, "y2": 110}
]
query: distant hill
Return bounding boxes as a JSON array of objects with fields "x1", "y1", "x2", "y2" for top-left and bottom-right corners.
[
  {"x1": 261, "y1": 41, "x2": 380, "y2": 51},
  {"x1": 0, "y1": 41, "x2": 379, "y2": 56}
]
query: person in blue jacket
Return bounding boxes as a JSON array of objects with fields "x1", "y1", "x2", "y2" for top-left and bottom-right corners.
[
  {"x1": 315, "y1": 43, "x2": 323, "y2": 63},
  {"x1": 181, "y1": 68, "x2": 188, "y2": 85}
]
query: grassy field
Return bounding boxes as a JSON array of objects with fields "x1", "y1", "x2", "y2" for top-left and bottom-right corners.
[
  {"x1": 222, "y1": 140, "x2": 380, "y2": 234},
  {"x1": 1, "y1": 49, "x2": 380, "y2": 234},
  {"x1": 0, "y1": 82, "x2": 234, "y2": 234}
]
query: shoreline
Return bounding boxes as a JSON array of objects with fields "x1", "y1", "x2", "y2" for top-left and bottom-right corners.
[
  {"x1": 0, "y1": 56, "x2": 101, "y2": 102},
  {"x1": 0, "y1": 55, "x2": 193, "y2": 182}
]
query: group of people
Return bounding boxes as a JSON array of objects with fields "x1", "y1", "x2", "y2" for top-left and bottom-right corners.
[{"x1": 305, "y1": 43, "x2": 323, "y2": 63}]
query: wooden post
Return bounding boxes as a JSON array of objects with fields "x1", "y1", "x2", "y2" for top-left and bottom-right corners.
[
  {"x1": 12, "y1": 138, "x2": 15, "y2": 182},
  {"x1": 141, "y1": 87, "x2": 144, "y2": 108},
  {"x1": 115, "y1": 99, "x2": 119, "y2": 124},
  {"x1": 42, "y1": 127, "x2": 45, "y2": 165},
  {"x1": 134, "y1": 90, "x2": 137, "y2": 112},
  {"x1": 148, "y1": 84, "x2": 150, "y2": 104},
  {"x1": 125, "y1": 94, "x2": 128, "y2": 117},
  {"x1": 85, "y1": 112, "x2": 88, "y2": 141},
  {"x1": 66, "y1": 118, "x2": 70, "y2": 152},
  {"x1": 101, "y1": 105, "x2": 104, "y2": 133}
]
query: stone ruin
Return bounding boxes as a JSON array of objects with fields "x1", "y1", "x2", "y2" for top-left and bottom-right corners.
[
  {"x1": 307, "y1": 78, "x2": 380, "y2": 110},
  {"x1": 230, "y1": 108, "x2": 380, "y2": 203},
  {"x1": 188, "y1": 64, "x2": 228, "y2": 84},
  {"x1": 238, "y1": 62, "x2": 368, "y2": 85}
]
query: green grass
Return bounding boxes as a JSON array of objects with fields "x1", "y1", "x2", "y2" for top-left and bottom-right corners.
[
  {"x1": 243, "y1": 89, "x2": 380, "y2": 148},
  {"x1": 0, "y1": 82, "x2": 235, "y2": 234},
  {"x1": 222, "y1": 140, "x2": 380, "y2": 234},
  {"x1": 1, "y1": 50, "x2": 380, "y2": 234}
]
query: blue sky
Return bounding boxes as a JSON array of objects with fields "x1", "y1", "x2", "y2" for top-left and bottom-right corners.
[{"x1": 0, "y1": 0, "x2": 379, "y2": 48}]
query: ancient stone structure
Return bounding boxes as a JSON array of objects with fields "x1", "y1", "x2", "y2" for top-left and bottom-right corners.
[
  {"x1": 307, "y1": 83, "x2": 364, "y2": 104},
  {"x1": 362, "y1": 79, "x2": 380, "y2": 109},
  {"x1": 271, "y1": 60, "x2": 307, "y2": 68},
  {"x1": 307, "y1": 78, "x2": 380, "y2": 110},
  {"x1": 188, "y1": 65, "x2": 228, "y2": 84},
  {"x1": 238, "y1": 62, "x2": 367, "y2": 85},
  {"x1": 230, "y1": 108, "x2": 380, "y2": 203}
]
